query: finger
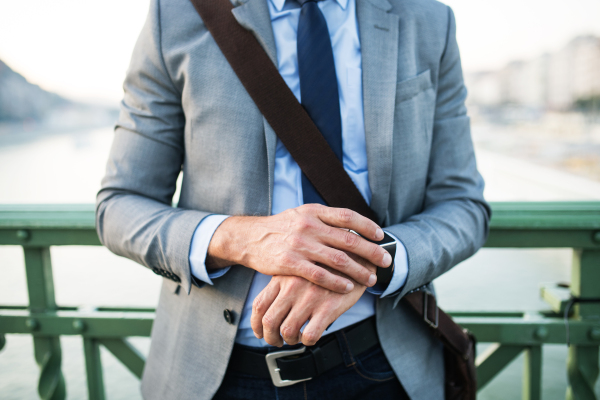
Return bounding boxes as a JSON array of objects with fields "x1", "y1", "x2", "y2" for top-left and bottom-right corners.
[
  {"x1": 324, "y1": 227, "x2": 392, "y2": 269},
  {"x1": 301, "y1": 311, "x2": 337, "y2": 347},
  {"x1": 284, "y1": 260, "x2": 354, "y2": 294},
  {"x1": 310, "y1": 244, "x2": 376, "y2": 287},
  {"x1": 280, "y1": 302, "x2": 313, "y2": 345},
  {"x1": 262, "y1": 295, "x2": 294, "y2": 347},
  {"x1": 316, "y1": 206, "x2": 383, "y2": 242},
  {"x1": 251, "y1": 280, "x2": 280, "y2": 340}
]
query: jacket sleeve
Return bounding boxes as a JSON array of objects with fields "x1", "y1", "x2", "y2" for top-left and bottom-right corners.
[
  {"x1": 384, "y1": 6, "x2": 491, "y2": 307},
  {"x1": 96, "y1": 0, "x2": 209, "y2": 294}
]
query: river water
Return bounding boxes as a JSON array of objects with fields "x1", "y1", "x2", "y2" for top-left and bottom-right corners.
[{"x1": 0, "y1": 125, "x2": 599, "y2": 399}]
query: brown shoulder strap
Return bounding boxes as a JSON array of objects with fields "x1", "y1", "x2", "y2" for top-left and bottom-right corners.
[
  {"x1": 403, "y1": 291, "x2": 474, "y2": 358},
  {"x1": 188, "y1": 0, "x2": 472, "y2": 359}
]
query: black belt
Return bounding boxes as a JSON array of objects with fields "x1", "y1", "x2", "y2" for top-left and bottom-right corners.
[{"x1": 228, "y1": 317, "x2": 378, "y2": 387}]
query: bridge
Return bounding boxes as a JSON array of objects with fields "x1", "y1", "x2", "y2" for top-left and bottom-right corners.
[{"x1": 0, "y1": 202, "x2": 599, "y2": 399}]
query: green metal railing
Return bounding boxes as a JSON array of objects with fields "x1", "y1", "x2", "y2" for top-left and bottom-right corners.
[{"x1": 0, "y1": 202, "x2": 599, "y2": 399}]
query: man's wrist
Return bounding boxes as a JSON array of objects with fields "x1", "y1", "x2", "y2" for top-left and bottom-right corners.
[
  {"x1": 189, "y1": 214, "x2": 231, "y2": 285},
  {"x1": 206, "y1": 216, "x2": 241, "y2": 269},
  {"x1": 206, "y1": 215, "x2": 260, "y2": 270}
]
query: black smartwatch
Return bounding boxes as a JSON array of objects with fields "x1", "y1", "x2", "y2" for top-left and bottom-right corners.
[{"x1": 349, "y1": 230, "x2": 396, "y2": 285}]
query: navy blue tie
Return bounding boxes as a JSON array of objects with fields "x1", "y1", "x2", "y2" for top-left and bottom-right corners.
[{"x1": 297, "y1": 0, "x2": 343, "y2": 205}]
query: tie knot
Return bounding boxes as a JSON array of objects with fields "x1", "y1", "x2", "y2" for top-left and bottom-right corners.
[{"x1": 297, "y1": 0, "x2": 321, "y2": 6}]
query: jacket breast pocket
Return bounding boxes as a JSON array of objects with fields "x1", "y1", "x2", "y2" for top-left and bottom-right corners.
[
  {"x1": 393, "y1": 69, "x2": 435, "y2": 157},
  {"x1": 395, "y1": 69, "x2": 433, "y2": 103}
]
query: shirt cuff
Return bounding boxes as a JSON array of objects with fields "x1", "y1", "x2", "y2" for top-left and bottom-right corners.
[
  {"x1": 366, "y1": 231, "x2": 408, "y2": 298},
  {"x1": 189, "y1": 214, "x2": 232, "y2": 285}
]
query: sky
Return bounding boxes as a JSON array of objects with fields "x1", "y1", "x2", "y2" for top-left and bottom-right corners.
[{"x1": 1, "y1": 0, "x2": 599, "y2": 105}]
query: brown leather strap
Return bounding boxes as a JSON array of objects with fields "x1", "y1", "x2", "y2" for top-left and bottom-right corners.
[
  {"x1": 188, "y1": 0, "x2": 375, "y2": 221},
  {"x1": 404, "y1": 291, "x2": 473, "y2": 360},
  {"x1": 188, "y1": 0, "x2": 472, "y2": 362}
]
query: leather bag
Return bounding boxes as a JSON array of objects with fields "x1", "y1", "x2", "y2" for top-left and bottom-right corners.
[{"x1": 188, "y1": 0, "x2": 477, "y2": 397}]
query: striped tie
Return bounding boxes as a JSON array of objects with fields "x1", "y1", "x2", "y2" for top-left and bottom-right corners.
[{"x1": 297, "y1": 0, "x2": 343, "y2": 205}]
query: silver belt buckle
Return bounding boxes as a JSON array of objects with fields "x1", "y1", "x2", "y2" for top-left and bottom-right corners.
[{"x1": 265, "y1": 346, "x2": 312, "y2": 387}]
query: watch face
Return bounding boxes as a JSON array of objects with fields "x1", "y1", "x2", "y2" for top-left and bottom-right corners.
[
  {"x1": 348, "y1": 230, "x2": 396, "y2": 247},
  {"x1": 376, "y1": 232, "x2": 396, "y2": 285},
  {"x1": 374, "y1": 232, "x2": 396, "y2": 247},
  {"x1": 348, "y1": 230, "x2": 396, "y2": 284}
]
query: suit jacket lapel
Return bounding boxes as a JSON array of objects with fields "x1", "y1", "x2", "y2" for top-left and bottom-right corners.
[
  {"x1": 357, "y1": 0, "x2": 399, "y2": 225},
  {"x1": 231, "y1": 0, "x2": 277, "y2": 63},
  {"x1": 232, "y1": 0, "x2": 278, "y2": 215}
]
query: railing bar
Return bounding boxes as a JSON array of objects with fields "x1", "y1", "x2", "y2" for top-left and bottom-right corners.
[
  {"x1": 0, "y1": 305, "x2": 156, "y2": 312},
  {"x1": 2, "y1": 202, "x2": 599, "y2": 397},
  {"x1": 448, "y1": 311, "x2": 525, "y2": 318},
  {"x1": 476, "y1": 344, "x2": 525, "y2": 391},
  {"x1": 95, "y1": 307, "x2": 156, "y2": 313},
  {"x1": 83, "y1": 338, "x2": 106, "y2": 400},
  {"x1": 99, "y1": 338, "x2": 146, "y2": 379}
]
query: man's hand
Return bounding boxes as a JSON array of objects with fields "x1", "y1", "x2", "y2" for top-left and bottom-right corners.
[
  {"x1": 206, "y1": 204, "x2": 392, "y2": 293},
  {"x1": 250, "y1": 254, "x2": 376, "y2": 347}
]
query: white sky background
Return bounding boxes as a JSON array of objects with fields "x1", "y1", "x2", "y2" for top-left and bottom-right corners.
[{"x1": 0, "y1": 0, "x2": 599, "y2": 105}]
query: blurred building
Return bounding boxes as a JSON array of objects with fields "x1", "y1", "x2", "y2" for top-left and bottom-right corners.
[{"x1": 466, "y1": 35, "x2": 600, "y2": 111}]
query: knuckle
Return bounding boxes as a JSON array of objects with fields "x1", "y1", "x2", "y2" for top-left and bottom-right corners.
[
  {"x1": 252, "y1": 296, "x2": 264, "y2": 314},
  {"x1": 279, "y1": 252, "x2": 294, "y2": 267},
  {"x1": 322, "y1": 299, "x2": 338, "y2": 312},
  {"x1": 285, "y1": 208, "x2": 300, "y2": 220},
  {"x1": 280, "y1": 324, "x2": 295, "y2": 339},
  {"x1": 301, "y1": 203, "x2": 318, "y2": 213},
  {"x1": 295, "y1": 217, "x2": 313, "y2": 232},
  {"x1": 303, "y1": 331, "x2": 319, "y2": 345},
  {"x1": 288, "y1": 234, "x2": 304, "y2": 248},
  {"x1": 307, "y1": 284, "x2": 324, "y2": 297},
  {"x1": 309, "y1": 267, "x2": 326, "y2": 283},
  {"x1": 262, "y1": 314, "x2": 276, "y2": 330},
  {"x1": 343, "y1": 231, "x2": 360, "y2": 248},
  {"x1": 337, "y1": 208, "x2": 354, "y2": 223},
  {"x1": 331, "y1": 251, "x2": 349, "y2": 268},
  {"x1": 361, "y1": 268, "x2": 372, "y2": 282},
  {"x1": 370, "y1": 243, "x2": 382, "y2": 259},
  {"x1": 287, "y1": 275, "x2": 304, "y2": 290}
]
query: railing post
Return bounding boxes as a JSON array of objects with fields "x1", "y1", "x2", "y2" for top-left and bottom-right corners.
[
  {"x1": 567, "y1": 250, "x2": 600, "y2": 400},
  {"x1": 523, "y1": 346, "x2": 542, "y2": 400},
  {"x1": 23, "y1": 247, "x2": 66, "y2": 400},
  {"x1": 83, "y1": 338, "x2": 106, "y2": 400}
]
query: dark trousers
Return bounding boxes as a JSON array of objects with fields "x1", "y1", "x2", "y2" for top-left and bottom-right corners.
[{"x1": 214, "y1": 331, "x2": 410, "y2": 400}]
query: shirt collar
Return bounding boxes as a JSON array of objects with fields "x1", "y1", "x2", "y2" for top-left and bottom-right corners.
[{"x1": 270, "y1": 0, "x2": 349, "y2": 13}]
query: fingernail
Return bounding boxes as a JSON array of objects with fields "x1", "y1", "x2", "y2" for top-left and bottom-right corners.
[
  {"x1": 383, "y1": 252, "x2": 392, "y2": 266},
  {"x1": 346, "y1": 282, "x2": 354, "y2": 292},
  {"x1": 368, "y1": 274, "x2": 377, "y2": 286},
  {"x1": 375, "y1": 228, "x2": 384, "y2": 240}
]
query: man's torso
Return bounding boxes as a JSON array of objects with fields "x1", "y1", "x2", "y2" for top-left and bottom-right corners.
[{"x1": 130, "y1": 0, "x2": 451, "y2": 397}]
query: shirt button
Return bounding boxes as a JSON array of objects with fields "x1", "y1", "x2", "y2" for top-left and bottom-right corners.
[{"x1": 223, "y1": 309, "x2": 234, "y2": 325}]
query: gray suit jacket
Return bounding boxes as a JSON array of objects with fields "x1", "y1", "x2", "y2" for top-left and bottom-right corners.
[{"x1": 96, "y1": 0, "x2": 490, "y2": 398}]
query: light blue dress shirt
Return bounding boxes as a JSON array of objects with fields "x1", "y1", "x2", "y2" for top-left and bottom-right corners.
[{"x1": 189, "y1": 0, "x2": 408, "y2": 347}]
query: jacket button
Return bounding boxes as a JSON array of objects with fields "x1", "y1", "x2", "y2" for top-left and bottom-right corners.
[{"x1": 223, "y1": 309, "x2": 234, "y2": 324}]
